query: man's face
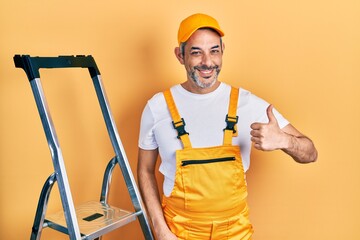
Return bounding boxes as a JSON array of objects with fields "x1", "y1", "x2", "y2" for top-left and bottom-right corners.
[{"x1": 179, "y1": 29, "x2": 224, "y2": 91}]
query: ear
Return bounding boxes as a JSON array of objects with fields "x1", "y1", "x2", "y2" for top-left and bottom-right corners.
[
  {"x1": 174, "y1": 47, "x2": 185, "y2": 64},
  {"x1": 222, "y1": 42, "x2": 225, "y2": 53}
]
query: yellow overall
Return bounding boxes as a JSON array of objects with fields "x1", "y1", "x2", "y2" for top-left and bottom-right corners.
[{"x1": 162, "y1": 87, "x2": 253, "y2": 240}]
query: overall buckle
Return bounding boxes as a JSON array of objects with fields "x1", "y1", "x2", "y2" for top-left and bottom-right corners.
[
  {"x1": 172, "y1": 118, "x2": 189, "y2": 139},
  {"x1": 224, "y1": 114, "x2": 238, "y2": 133}
]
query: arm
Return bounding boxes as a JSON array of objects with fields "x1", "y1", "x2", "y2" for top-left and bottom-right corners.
[
  {"x1": 137, "y1": 148, "x2": 177, "y2": 240},
  {"x1": 250, "y1": 105, "x2": 318, "y2": 163}
]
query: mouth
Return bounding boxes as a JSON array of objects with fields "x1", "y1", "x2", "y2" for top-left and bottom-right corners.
[
  {"x1": 195, "y1": 66, "x2": 217, "y2": 78},
  {"x1": 198, "y1": 69, "x2": 213, "y2": 78}
]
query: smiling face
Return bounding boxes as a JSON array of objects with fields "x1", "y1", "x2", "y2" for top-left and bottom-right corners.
[{"x1": 175, "y1": 28, "x2": 224, "y2": 94}]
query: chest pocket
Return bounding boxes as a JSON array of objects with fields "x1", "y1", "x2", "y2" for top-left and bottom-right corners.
[{"x1": 177, "y1": 145, "x2": 247, "y2": 212}]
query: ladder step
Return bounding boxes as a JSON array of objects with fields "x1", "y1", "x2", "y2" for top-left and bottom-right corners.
[{"x1": 45, "y1": 201, "x2": 138, "y2": 239}]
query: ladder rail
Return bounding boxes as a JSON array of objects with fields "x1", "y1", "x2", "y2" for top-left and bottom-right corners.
[
  {"x1": 31, "y1": 173, "x2": 57, "y2": 240},
  {"x1": 92, "y1": 75, "x2": 154, "y2": 239},
  {"x1": 30, "y1": 77, "x2": 82, "y2": 239},
  {"x1": 100, "y1": 157, "x2": 117, "y2": 203}
]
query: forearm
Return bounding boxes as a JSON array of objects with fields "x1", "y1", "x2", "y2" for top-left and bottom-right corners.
[
  {"x1": 282, "y1": 133, "x2": 318, "y2": 163},
  {"x1": 137, "y1": 148, "x2": 174, "y2": 239},
  {"x1": 138, "y1": 170, "x2": 169, "y2": 236}
]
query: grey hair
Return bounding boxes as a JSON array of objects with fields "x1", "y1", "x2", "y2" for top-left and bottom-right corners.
[{"x1": 180, "y1": 42, "x2": 187, "y2": 56}]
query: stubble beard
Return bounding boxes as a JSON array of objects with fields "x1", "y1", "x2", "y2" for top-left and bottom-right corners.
[{"x1": 189, "y1": 65, "x2": 221, "y2": 89}]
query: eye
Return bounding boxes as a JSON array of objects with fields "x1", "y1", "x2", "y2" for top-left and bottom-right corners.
[
  {"x1": 211, "y1": 49, "x2": 220, "y2": 54},
  {"x1": 190, "y1": 51, "x2": 202, "y2": 56}
]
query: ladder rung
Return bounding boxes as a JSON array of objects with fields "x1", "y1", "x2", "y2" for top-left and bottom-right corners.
[{"x1": 45, "y1": 201, "x2": 138, "y2": 239}]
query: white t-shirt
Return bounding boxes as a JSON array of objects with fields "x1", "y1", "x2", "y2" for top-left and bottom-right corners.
[{"x1": 139, "y1": 82, "x2": 289, "y2": 196}]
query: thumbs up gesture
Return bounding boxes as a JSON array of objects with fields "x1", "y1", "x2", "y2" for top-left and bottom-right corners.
[{"x1": 250, "y1": 104, "x2": 287, "y2": 151}]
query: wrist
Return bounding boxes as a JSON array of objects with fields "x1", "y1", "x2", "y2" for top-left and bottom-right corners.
[
  {"x1": 153, "y1": 217, "x2": 170, "y2": 236},
  {"x1": 281, "y1": 132, "x2": 295, "y2": 151}
]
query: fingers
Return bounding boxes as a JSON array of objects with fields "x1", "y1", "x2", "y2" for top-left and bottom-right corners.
[
  {"x1": 251, "y1": 136, "x2": 260, "y2": 144},
  {"x1": 250, "y1": 129, "x2": 261, "y2": 138},
  {"x1": 253, "y1": 143, "x2": 262, "y2": 150},
  {"x1": 266, "y1": 104, "x2": 277, "y2": 124},
  {"x1": 250, "y1": 106, "x2": 273, "y2": 151},
  {"x1": 251, "y1": 136, "x2": 263, "y2": 150},
  {"x1": 250, "y1": 122, "x2": 261, "y2": 130},
  {"x1": 251, "y1": 127, "x2": 263, "y2": 149},
  {"x1": 250, "y1": 104, "x2": 279, "y2": 151}
]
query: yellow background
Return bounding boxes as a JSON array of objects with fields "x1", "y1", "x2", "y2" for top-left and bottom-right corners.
[{"x1": 1, "y1": 0, "x2": 359, "y2": 239}]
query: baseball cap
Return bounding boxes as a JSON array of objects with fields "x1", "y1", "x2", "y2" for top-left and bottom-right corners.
[{"x1": 177, "y1": 13, "x2": 225, "y2": 45}]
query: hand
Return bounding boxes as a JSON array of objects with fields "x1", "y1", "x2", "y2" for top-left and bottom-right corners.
[
  {"x1": 156, "y1": 229, "x2": 178, "y2": 240},
  {"x1": 250, "y1": 104, "x2": 289, "y2": 151}
]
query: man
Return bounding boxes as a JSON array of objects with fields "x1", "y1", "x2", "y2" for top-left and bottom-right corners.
[{"x1": 137, "y1": 13, "x2": 317, "y2": 240}]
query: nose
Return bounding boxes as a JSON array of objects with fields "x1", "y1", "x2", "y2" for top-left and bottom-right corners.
[{"x1": 201, "y1": 52, "x2": 212, "y2": 67}]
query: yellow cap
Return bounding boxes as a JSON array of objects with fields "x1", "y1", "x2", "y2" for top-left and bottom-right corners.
[{"x1": 177, "y1": 13, "x2": 225, "y2": 45}]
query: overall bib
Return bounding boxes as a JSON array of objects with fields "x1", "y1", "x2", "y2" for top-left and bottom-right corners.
[{"x1": 162, "y1": 87, "x2": 253, "y2": 240}]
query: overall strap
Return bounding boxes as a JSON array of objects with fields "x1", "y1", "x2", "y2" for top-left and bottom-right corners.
[
  {"x1": 223, "y1": 87, "x2": 239, "y2": 145},
  {"x1": 163, "y1": 89, "x2": 192, "y2": 149}
]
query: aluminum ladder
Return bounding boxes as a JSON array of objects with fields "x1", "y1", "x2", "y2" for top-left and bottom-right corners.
[{"x1": 13, "y1": 55, "x2": 154, "y2": 240}]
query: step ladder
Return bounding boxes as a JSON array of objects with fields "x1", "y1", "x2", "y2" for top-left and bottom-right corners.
[{"x1": 13, "y1": 55, "x2": 154, "y2": 240}]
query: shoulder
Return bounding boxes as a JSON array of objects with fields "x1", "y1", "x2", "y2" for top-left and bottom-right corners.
[
  {"x1": 147, "y1": 84, "x2": 183, "y2": 105},
  {"x1": 148, "y1": 91, "x2": 165, "y2": 107},
  {"x1": 145, "y1": 85, "x2": 182, "y2": 121},
  {"x1": 145, "y1": 91, "x2": 166, "y2": 121},
  {"x1": 221, "y1": 83, "x2": 253, "y2": 100},
  {"x1": 238, "y1": 87, "x2": 268, "y2": 108}
]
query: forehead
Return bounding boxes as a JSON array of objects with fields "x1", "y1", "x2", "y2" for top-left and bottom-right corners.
[{"x1": 186, "y1": 29, "x2": 222, "y2": 49}]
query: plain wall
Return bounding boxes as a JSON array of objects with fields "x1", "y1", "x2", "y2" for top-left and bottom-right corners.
[{"x1": 1, "y1": 0, "x2": 359, "y2": 239}]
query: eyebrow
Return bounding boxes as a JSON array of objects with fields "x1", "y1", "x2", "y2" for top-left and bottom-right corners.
[{"x1": 190, "y1": 45, "x2": 220, "y2": 51}]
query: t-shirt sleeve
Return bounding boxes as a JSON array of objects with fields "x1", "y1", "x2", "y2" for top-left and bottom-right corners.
[
  {"x1": 248, "y1": 92, "x2": 290, "y2": 129},
  {"x1": 138, "y1": 103, "x2": 158, "y2": 150}
]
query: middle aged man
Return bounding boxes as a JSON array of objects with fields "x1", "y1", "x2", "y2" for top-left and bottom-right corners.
[{"x1": 137, "y1": 13, "x2": 317, "y2": 240}]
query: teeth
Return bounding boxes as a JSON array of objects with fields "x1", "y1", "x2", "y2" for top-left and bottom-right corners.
[{"x1": 200, "y1": 69, "x2": 212, "y2": 74}]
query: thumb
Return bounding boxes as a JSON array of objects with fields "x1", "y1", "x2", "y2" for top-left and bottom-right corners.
[{"x1": 266, "y1": 104, "x2": 277, "y2": 124}]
